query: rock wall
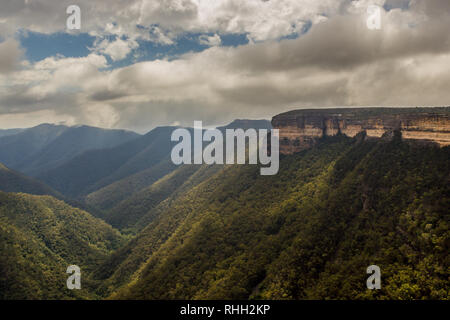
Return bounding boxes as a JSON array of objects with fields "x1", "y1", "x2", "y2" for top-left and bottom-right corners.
[{"x1": 271, "y1": 107, "x2": 450, "y2": 154}]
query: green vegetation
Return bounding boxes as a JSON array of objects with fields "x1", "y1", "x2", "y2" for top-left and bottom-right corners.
[
  {"x1": 39, "y1": 121, "x2": 271, "y2": 201},
  {"x1": 100, "y1": 164, "x2": 224, "y2": 232},
  {"x1": 0, "y1": 124, "x2": 138, "y2": 176},
  {"x1": 96, "y1": 134, "x2": 449, "y2": 299},
  {"x1": 21, "y1": 125, "x2": 139, "y2": 176},
  {"x1": 38, "y1": 127, "x2": 175, "y2": 198},
  {"x1": 85, "y1": 158, "x2": 177, "y2": 212},
  {"x1": 0, "y1": 162, "x2": 62, "y2": 198},
  {"x1": 278, "y1": 106, "x2": 450, "y2": 119},
  {"x1": 0, "y1": 130, "x2": 448, "y2": 300},
  {"x1": 0, "y1": 192, "x2": 125, "y2": 299}
]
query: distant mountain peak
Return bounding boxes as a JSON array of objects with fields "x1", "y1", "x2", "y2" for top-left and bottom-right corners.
[
  {"x1": 0, "y1": 162, "x2": 9, "y2": 171},
  {"x1": 218, "y1": 119, "x2": 272, "y2": 131}
]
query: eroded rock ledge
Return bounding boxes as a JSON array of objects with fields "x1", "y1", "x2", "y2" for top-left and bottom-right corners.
[{"x1": 271, "y1": 107, "x2": 450, "y2": 155}]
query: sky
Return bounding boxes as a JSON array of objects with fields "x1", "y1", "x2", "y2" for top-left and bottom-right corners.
[{"x1": 0, "y1": 0, "x2": 449, "y2": 133}]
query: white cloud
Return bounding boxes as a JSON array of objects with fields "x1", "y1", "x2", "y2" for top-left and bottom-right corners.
[
  {"x1": 138, "y1": 0, "x2": 342, "y2": 41},
  {"x1": 147, "y1": 26, "x2": 175, "y2": 45},
  {"x1": 80, "y1": 103, "x2": 120, "y2": 128},
  {"x1": 199, "y1": 34, "x2": 221, "y2": 46},
  {"x1": 94, "y1": 37, "x2": 139, "y2": 61},
  {"x1": 0, "y1": 0, "x2": 343, "y2": 42},
  {"x1": 0, "y1": 109, "x2": 76, "y2": 129}
]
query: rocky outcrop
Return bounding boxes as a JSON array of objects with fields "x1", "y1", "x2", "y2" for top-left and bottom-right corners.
[{"x1": 271, "y1": 107, "x2": 450, "y2": 154}]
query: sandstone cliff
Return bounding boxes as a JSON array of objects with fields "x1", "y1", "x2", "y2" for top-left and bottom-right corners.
[{"x1": 271, "y1": 107, "x2": 450, "y2": 154}]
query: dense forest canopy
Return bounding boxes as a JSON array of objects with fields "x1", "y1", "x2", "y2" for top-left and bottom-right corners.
[{"x1": 0, "y1": 129, "x2": 448, "y2": 300}]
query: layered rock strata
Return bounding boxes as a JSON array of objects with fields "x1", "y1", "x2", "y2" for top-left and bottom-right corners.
[{"x1": 271, "y1": 107, "x2": 450, "y2": 154}]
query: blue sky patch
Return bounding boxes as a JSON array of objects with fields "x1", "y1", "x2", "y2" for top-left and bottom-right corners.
[
  {"x1": 18, "y1": 30, "x2": 96, "y2": 62},
  {"x1": 18, "y1": 29, "x2": 250, "y2": 69},
  {"x1": 17, "y1": 28, "x2": 303, "y2": 70}
]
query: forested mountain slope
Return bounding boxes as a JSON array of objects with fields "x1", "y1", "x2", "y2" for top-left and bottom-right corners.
[
  {"x1": 1, "y1": 121, "x2": 447, "y2": 300},
  {"x1": 0, "y1": 192, "x2": 125, "y2": 299},
  {"x1": 94, "y1": 133, "x2": 448, "y2": 300},
  {"x1": 0, "y1": 124, "x2": 68, "y2": 169},
  {"x1": 0, "y1": 124, "x2": 138, "y2": 177},
  {"x1": 19, "y1": 125, "x2": 139, "y2": 176},
  {"x1": 0, "y1": 128, "x2": 24, "y2": 138},
  {"x1": 85, "y1": 158, "x2": 177, "y2": 212},
  {"x1": 38, "y1": 126, "x2": 176, "y2": 198},
  {"x1": 100, "y1": 164, "x2": 224, "y2": 231},
  {"x1": 85, "y1": 120, "x2": 272, "y2": 217},
  {"x1": 0, "y1": 162, "x2": 62, "y2": 198}
]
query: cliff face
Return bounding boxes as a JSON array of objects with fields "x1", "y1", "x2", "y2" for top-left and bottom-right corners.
[{"x1": 271, "y1": 107, "x2": 450, "y2": 154}]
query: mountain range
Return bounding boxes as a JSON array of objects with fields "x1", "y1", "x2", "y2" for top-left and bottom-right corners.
[
  {"x1": 0, "y1": 115, "x2": 448, "y2": 300},
  {"x1": 0, "y1": 124, "x2": 139, "y2": 176}
]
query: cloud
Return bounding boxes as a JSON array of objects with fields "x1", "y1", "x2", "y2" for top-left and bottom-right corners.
[
  {"x1": 0, "y1": 39, "x2": 23, "y2": 74},
  {"x1": 0, "y1": 0, "x2": 342, "y2": 42},
  {"x1": 199, "y1": 34, "x2": 221, "y2": 46},
  {"x1": 0, "y1": 53, "x2": 107, "y2": 116},
  {"x1": 411, "y1": 0, "x2": 450, "y2": 17},
  {"x1": 94, "y1": 37, "x2": 139, "y2": 61},
  {"x1": 0, "y1": 109, "x2": 76, "y2": 129},
  {"x1": 0, "y1": 0, "x2": 450, "y2": 131}
]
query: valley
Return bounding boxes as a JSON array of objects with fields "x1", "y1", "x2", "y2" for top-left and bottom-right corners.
[{"x1": 0, "y1": 113, "x2": 448, "y2": 300}]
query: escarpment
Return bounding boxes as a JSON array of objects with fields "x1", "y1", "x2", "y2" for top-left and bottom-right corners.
[{"x1": 271, "y1": 107, "x2": 450, "y2": 154}]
